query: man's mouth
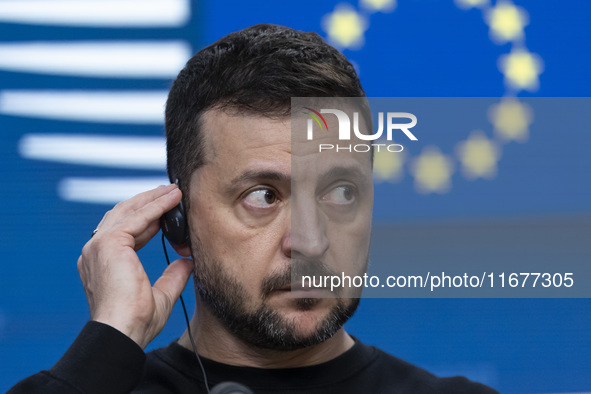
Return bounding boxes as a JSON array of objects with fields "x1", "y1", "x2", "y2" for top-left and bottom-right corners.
[{"x1": 278, "y1": 282, "x2": 332, "y2": 298}]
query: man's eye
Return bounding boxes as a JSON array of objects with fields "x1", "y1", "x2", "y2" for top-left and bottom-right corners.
[
  {"x1": 244, "y1": 189, "x2": 278, "y2": 208},
  {"x1": 322, "y1": 186, "x2": 356, "y2": 205}
]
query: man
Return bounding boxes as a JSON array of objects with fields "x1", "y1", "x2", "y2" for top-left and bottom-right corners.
[{"x1": 9, "y1": 24, "x2": 497, "y2": 393}]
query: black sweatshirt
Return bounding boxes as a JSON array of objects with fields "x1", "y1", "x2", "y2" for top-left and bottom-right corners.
[{"x1": 9, "y1": 321, "x2": 499, "y2": 393}]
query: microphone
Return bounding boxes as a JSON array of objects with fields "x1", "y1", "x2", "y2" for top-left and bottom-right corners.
[{"x1": 210, "y1": 382, "x2": 254, "y2": 394}]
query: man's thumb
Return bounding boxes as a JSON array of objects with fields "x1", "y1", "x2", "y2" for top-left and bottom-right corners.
[{"x1": 153, "y1": 258, "x2": 194, "y2": 310}]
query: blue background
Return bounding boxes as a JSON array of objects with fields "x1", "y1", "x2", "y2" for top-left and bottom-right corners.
[{"x1": 1, "y1": 0, "x2": 590, "y2": 392}]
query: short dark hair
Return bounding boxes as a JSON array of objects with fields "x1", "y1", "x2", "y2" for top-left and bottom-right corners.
[{"x1": 165, "y1": 23, "x2": 365, "y2": 200}]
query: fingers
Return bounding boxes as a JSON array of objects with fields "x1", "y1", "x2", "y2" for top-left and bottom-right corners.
[
  {"x1": 128, "y1": 186, "x2": 182, "y2": 249},
  {"x1": 153, "y1": 258, "x2": 194, "y2": 315},
  {"x1": 119, "y1": 183, "x2": 179, "y2": 211},
  {"x1": 116, "y1": 184, "x2": 181, "y2": 235},
  {"x1": 91, "y1": 184, "x2": 182, "y2": 249},
  {"x1": 128, "y1": 186, "x2": 182, "y2": 246}
]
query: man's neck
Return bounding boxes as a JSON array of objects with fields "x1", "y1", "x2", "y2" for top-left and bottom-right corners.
[{"x1": 177, "y1": 302, "x2": 355, "y2": 369}]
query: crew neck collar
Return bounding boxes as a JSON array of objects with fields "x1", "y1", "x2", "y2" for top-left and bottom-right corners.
[{"x1": 153, "y1": 336, "x2": 377, "y2": 391}]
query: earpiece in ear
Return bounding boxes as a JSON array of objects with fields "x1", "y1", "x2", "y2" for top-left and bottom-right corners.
[{"x1": 161, "y1": 179, "x2": 189, "y2": 246}]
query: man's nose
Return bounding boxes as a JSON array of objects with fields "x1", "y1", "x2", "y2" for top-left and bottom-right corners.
[{"x1": 289, "y1": 198, "x2": 329, "y2": 260}]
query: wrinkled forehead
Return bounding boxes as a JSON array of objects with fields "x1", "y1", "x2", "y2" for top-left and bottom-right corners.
[
  {"x1": 291, "y1": 105, "x2": 373, "y2": 190},
  {"x1": 290, "y1": 98, "x2": 371, "y2": 138},
  {"x1": 195, "y1": 104, "x2": 372, "y2": 189},
  {"x1": 291, "y1": 99, "x2": 372, "y2": 165},
  {"x1": 201, "y1": 109, "x2": 291, "y2": 157}
]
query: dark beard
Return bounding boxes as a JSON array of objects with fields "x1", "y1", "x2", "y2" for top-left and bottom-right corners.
[{"x1": 191, "y1": 235, "x2": 360, "y2": 351}]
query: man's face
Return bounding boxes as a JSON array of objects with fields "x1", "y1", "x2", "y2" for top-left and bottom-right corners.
[{"x1": 187, "y1": 108, "x2": 373, "y2": 351}]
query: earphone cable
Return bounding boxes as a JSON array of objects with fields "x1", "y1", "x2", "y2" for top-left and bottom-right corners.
[{"x1": 161, "y1": 233, "x2": 211, "y2": 394}]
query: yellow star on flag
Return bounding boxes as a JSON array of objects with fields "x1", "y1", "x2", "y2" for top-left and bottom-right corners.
[
  {"x1": 485, "y1": 1, "x2": 529, "y2": 43},
  {"x1": 361, "y1": 0, "x2": 396, "y2": 13},
  {"x1": 454, "y1": 0, "x2": 489, "y2": 10},
  {"x1": 456, "y1": 130, "x2": 501, "y2": 180},
  {"x1": 373, "y1": 148, "x2": 405, "y2": 183},
  {"x1": 488, "y1": 98, "x2": 533, "y2": 142},
  {"x1": 498, "y1": 49, "x2": 543, "y2": 91},
  {"x1": 410, "y1": 146, "x2": 454, "y2": 194},
  {"x1": 323, "y1": 4, "x2": 367, "y2": 49}
]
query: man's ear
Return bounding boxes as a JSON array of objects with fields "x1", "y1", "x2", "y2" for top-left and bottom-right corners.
[{"x1": 172, "y1": 243, "x2": 192, "y2": 257}]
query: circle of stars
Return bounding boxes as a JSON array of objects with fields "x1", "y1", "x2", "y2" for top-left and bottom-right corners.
[{"x1": 320, "y1": 0, "x2": 541, "y2": 194}]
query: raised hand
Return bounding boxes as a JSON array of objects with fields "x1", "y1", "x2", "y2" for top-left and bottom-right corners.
[{"x1": 77, "y1": 184, "x2": 193, "y2": 349}]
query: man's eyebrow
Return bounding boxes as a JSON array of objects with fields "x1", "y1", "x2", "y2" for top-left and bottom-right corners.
[
  {"x1": 226, "y1": 169, "x2": 291, "y2": 192},
  {"x1": 316, "y1": 166, "x2": 371, "y2": 189}
]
